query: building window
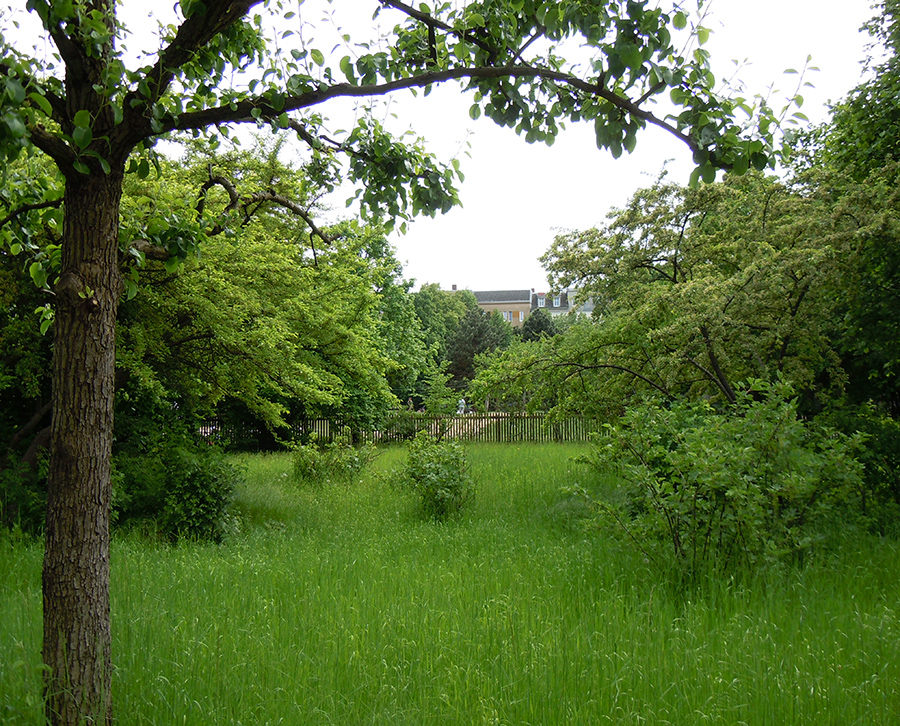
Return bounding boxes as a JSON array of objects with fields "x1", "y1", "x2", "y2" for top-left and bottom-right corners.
[
  {"x1": 537, "y1": 296, "x2": 545, "y2": 307},
  {"x1": 518, "y1": 311, "x2": 524, "y2": 322},
  {"x1": 553, "y1": 296, "x2": 561, "y2": 308},
  {"x1": 503, "y1": 311, "x2": 512, "y2": 322}
]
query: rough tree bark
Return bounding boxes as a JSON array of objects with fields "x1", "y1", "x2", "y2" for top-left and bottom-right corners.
[{"x1": 42, "y1": 169, "x2": 124, "y2": 726}]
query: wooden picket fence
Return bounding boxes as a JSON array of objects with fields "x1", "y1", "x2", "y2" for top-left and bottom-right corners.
[{"x1": 201, "y1": 412, "x2": 601, "y2": 450}]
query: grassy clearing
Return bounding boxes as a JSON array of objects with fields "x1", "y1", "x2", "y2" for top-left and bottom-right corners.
[{"x1": 2, "y1": 443, "x2": 900, "y2": 725}]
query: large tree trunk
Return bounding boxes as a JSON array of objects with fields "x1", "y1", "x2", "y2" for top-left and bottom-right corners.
[{"x1": 42, "y1": 170, "x2": 123, "y2": 726}]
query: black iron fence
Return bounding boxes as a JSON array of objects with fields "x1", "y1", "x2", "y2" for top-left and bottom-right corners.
[{"x1": 200, "y1": 412, "x2": 602, "y2": 450}]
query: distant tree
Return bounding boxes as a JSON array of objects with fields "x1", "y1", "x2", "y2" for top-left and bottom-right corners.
[
  {"x1": 446, "y1": 308, "x2": 513, "y2": 390},
  {"x1": 805, "y1": 1, "x2": 900, "y2": 412},
  {"x1": 476, "y1": 172, "x2": 843, "y2": 417},
  {"x1": 520, "y1": 307, "x2": 558, "y2": 341},
  {"x1": 820, "y1": 0, "x2": 900, "y2": 181},
  {"x1": 413, "y1": 283, "x2": 479, "y2": 361}
]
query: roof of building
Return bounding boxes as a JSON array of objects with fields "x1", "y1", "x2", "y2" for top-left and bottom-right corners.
[{"x1": 473, "y1": 290, "x2": 532, "y2": 304}]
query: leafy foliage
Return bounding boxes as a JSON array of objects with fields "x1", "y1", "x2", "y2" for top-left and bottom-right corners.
[
  {"x1": 519, "y1": 307, "x2": 558, "y2": 341},
  {"x1": 823, "y1": 404, "x2": 900, "y2": 536},
  {"x1": 397, "y1": 430, "x2": 474, "y2": 521},
  {"x1": 581, "y1": 384, "x2": 864, "y2": 583},
  {"x1": 112, "y1": 384, "x2": 240, "y2": 542},
  {"x1": 475, "y1": 172, "x2": 845, "y2": 417},
  {"x1": 445, "y1": 308, "x2": 513, "y2": 390},
  {"x1": 819, "y1": 0, "x2": 900, "y2": 181},
  {"x1": 0, "y1": 458, "x2": 47, "y2": 534},
  {"x1": 413, "y1": 284, "x2": 480, "y2": 362},
  {"x1": 116, "y1": 141, "x2": 403, "y2": 430},
  {"x1": 291, "y1": 431, "x2": 376, "y2": 486}
]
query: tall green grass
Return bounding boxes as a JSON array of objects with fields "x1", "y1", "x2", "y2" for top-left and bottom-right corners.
[{"x1": 2, "y1": 444, "x2": 899, "y2": 724}]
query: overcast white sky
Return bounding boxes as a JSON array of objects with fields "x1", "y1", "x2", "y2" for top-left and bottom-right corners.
[{"x1": 372, "y1": 1, "x2": 876, "y2": 293}]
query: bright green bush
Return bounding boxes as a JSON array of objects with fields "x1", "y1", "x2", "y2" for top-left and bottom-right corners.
[
  {"x1": 581, "y1": 383, "x2": 865, "y2": 581},
  {"x1": 398, "y1": 430, "x2": 474, "y2": 521},
  {"x1": 291, "y1": 431, "x2": 376, "y2": 485}
]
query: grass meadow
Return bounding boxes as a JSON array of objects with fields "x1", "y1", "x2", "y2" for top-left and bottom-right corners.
[{"x1": 2, "y1": 443, "x2": 900, "y2": 725}]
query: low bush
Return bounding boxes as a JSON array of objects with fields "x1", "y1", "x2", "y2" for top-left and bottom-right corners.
[
  {"x1": 291, "y1": 430, "x2": 376, "y2": 485},
  {"x1": 580, "y1": 383, "x2": 865, "y2": 582},
  {"x1": 113, "y1": 438, "x2": 240, "y2": 543},
  {"x1": 396, "y1": 430, "x2": 474, "y2": 521},
  {"x1": 112, "y1": 387, "x2": 241, "y2": 542}
]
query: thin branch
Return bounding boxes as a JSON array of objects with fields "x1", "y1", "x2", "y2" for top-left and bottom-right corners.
[
  {"x1": 378, "y1": 0, "x2": 498, "y2": 61},
  {"x1": 0, "y1": 198, "x2": 63, "y2": 232},
  {"x1": 243, "y1": 191, "x2": 336, "y2": 244},
  {"x1": 511, "y1": 27, "x2": 545, "y2": 65},
  {"x1": 548, "y1": 358, "x2": 674, "y2": 399}
]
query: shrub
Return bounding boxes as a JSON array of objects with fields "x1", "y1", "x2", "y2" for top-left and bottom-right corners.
[
  {"x1": 161, "y1": 445, "x2": 240, "y2": 542},
  {"x1": 823, "y1": 403, "x2": 900, "y2": 535},
  {"x1": 398, "y1": 430, "x2": 474, "y2": 521},
  {"x1": 113, "y1": 413, "x2": 240, "y2": 543},
  {"x1": 581, "y1": 383, "x2": 865, "y2": 582},
  {"x1": 291, "y1": 430, "x2": 376, "y2": 485}
]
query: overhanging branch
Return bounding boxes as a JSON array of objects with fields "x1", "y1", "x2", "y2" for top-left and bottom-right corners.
[{"x1": 164, "y1": 65, "x2": 701, "y2": 158}]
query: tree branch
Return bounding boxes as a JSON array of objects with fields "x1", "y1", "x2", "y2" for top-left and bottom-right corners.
[
  {"x1": 0, "y1": 198, "x2": 63, "y2": 232},
  {"x1": 549, "y1": 359, "x2": 674, "y2": 399},
  {"x1": 378, "y1": 0, "x2": 499, "y2": 61},
  {"x1": 163, "y1": 65, "x2": 702, "y2": 159},
  {"x1": 28, "y1": 125, "x2": 77, "y2": 168},
  {"x1": 131, "y1": 0, "x2": 264, "y2": 113}
]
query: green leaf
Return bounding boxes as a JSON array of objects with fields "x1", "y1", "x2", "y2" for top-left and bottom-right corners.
[
  {"x1": 696, "y1": 26, "x2": 710, "y2": 45},
  {"x1": 3, "y1": 115, "x2": 27, "y2": 139},
  {"x1": 82, "y1": 149, "x2": 110, "y2": 173},
  {"x1": 688, "y1": 166, "x2": 702, "y2": 188},
  {"x1": 29, "y1": 261, "x2": 48, "y2": 288},
  {"x1": 310, "y1": 48, "x2": 324, "y2": 66},
  {"x1": 123, "y1": 278, "x2": 138, "y2": 300},
  {"x1": 28, "y1": 92, "x2": 53, "y2": 116},
  {"x1": 73, "y1": 124, "x2": 92, "y2": 149},
  {"x1": 10, "y1": 243, "x2": 22, "y2": 255},
  {"x1": 340, "y1": 56, "x2": 355, "y2": 83},
  {"x1": 673, "y1": 11, "x2": 687, "y2": 30},
  {"x1": 620, "y1": 44, "x2": 643, "y2": 73},
  {"x1": 468, "y1": 103, "x2": 481, "y2": 120},
  {"x1": 73, "y1": 109, "x2": 91, "y2": 128},
  {"x1": 73, "y1": 160, "x2": 90, "y2": 175},
  {"x1": 6, "y1": 79, "x2": 26, "y2": 104}
]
